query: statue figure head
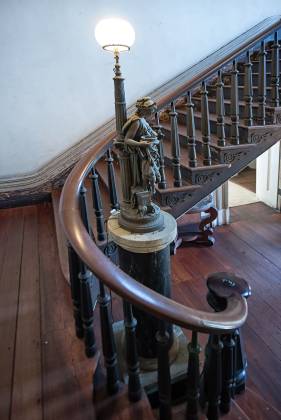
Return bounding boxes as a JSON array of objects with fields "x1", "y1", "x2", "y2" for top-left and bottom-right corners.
[{"x1": 136, "y1": 97, "x2": 157, "y2": 117}]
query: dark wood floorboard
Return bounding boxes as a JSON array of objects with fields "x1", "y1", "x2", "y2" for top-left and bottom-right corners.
[
  {"x1": 171, "y1": 202, "x2": 281, "y2": 416},
  {"x1": 38, "y1": 204, "x2": 95, "y2": 420},
  {"x1": 0, "y1": 201, "x2": 280, "y2": 419},
  {"x1": 0, "y1": 204, "x2": 95, "y2": 420},
  {"x1": 0, "y1": 208, "x2": 24, "y2": 419},
  {"x1": 10, "y1": 206, "x2": 42, "y2": 420}
]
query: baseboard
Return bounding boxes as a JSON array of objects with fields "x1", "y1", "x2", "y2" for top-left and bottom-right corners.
[{"x1": 0, "y1": 191, "x2": 51, "y2": 209}]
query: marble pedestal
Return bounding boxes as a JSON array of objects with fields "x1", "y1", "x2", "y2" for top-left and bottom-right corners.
[{"x1": 108, "y1": 210, "x2": 177, "y2": 359}]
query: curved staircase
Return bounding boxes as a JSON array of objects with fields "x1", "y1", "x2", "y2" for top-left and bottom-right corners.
[{"x1": 56, "y1": 17, "x2": 281, "y2": 420}]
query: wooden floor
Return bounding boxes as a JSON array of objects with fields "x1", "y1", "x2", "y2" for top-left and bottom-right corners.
[
  {"x1": 0, "y1": 204, "x2": 95, "y2": 420},
  {"x1": 230, "y1": 167, "x2": 256, "y2": 193},
  {"x1": 0, "y1": 202, "x2": 281, "y2": 419}
]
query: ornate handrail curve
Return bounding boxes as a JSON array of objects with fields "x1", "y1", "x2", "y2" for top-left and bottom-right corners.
[
  {"x1": 60, "y1": 138, "x2": 247, "y2": 334},
  {"x1": 156, "y1": 16, "x2": 281, "y2": 111}
]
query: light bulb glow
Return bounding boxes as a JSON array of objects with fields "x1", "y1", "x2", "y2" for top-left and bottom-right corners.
[{"x1": 95, "y1": 18, "x2": 135, "y2": 52}]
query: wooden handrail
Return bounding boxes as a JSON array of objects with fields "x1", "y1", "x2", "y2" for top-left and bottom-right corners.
[{"x1": 60, "y1": 139, "x2": 247, "y2": 334}]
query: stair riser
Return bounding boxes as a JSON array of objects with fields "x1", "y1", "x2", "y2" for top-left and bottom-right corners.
[
  {"x1": 237, "y1": 73, "x2": 273, "y2": 86},
  {"x1": 162, "y1": 127, "x2": 188, "y2": 149},
  {"x1": 163, "y1": 154, "x2": 228, "y2": 185},
  {"x1": 177, "y1": 111, "x2": 248, "y2": 140},
  {"x1": 208, "y1": 85, "x2": 279, "y2": 101},
  {"x1": 251, "y1": 60, "x2": 281, "y2": 73},
  {"x1": 223, "y1": 73, "x2": 273, "y2": 86},
  {"x1": 192, "y1": 98, "x2": 258, "y2": 118}
]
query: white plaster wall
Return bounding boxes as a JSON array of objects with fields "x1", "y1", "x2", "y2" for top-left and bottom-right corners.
[{"x1": 0, "y1": 0, "x2": 280, "y2": 178}]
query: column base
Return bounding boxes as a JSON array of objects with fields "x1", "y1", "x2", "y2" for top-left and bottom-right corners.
[{"x1": 113, "y1": 322, "x2": 188, "y2": 393}]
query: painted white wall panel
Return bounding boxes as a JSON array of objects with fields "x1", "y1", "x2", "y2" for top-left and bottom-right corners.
[{"x1": 0, "y1": 1, "x2": 280, "y2": 177}]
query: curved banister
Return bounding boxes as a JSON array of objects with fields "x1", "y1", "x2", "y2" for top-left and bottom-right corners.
[
  {"x1": 60, "y1": 140, "x2": 248, "y2": 334},
  {"x1": 57, "y1": 16, "x2": 281, "y2": 336},
  {"x1": 57, "y1": 18, "x2": 281, "y2": 416}
]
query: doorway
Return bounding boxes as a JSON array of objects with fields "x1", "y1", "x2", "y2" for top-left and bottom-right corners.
[
  {"x1": 229, "y1": 142, "x2": 281, "y2": 209},
  {"x1": 229, "y1": 162, "x2": 258, "y2": 207}
]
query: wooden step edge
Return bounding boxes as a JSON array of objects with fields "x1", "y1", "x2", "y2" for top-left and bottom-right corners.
[
  {"x1": 162, "y1": 141, "x2": 231, "y2": 170},
  {"x1": 156, "y1": 184, "x2": 200, "y2": 195},
  {"x1": 172, "y1": 108, "x2": 251, "y2": 129},
  {"x1": 186, "y1": 97, "x2": 260, "y2": 107},
  {"x1": 208, "y1": 84, "x2": 279, "y2": 90},
  {"x1": 196, "y1": 138, "x2": 256, "y2": 152},
  {"x1": 51, "y1": 188, "x2": 70, "y2": 283}
]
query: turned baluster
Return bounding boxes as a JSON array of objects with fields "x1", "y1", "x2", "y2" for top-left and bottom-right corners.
[
  {"x1": 68, "y1": 243, "x2": 83, "y2": 339},
  {"x1": 90, "y1": 168, "x2": 106, "y2": 242},
  {"x1": 230, "y1": 60, "x2": 240, "y2": 145},
  {"x1": 98, "y1": 281, "x2": 120, "y2": 394},
  {"x1": 106, "y1": 149, "x2": 120, "y2": 210},
  {"x1": 186, "y1": 331, "x2": 201, "y2": 420},
  {"x1": 123, "y1": 301, "x2": 142, "y2": 402},
  {"x1": 270, "y1": 32, "x2": 280, "y2": 107},
  {"x1": 186, "y1": 91, "x2": 198, "y2": 166},
  {"x1": 206, "y1": 335, "x2": 223, "y2": 420},
  {"x1": 80, "y1": 184, "x2": 91, "y2": 235},
  {"x1": 220, "y1": 334, "x2": 235, "y2": 413},
  {"x1": 243, "y1": 51, "x2": 254, "y2": 126},
  {"x1": 257, "y1": 41, "x2": 267, "y2": 125},
  {"x1": 156, "y1": 321, "x2": 172, "y2": 420},
  {"x1": 154, "y1": 112, "x2": 167, "y2": 189},
  {"x1": 216, "y1": 70, "x2": 226, "y2": 146},
  {"x1": 201, "y1": 81, "x2": 212, "y2": 165},
  {"x1": 170, "y1": 101, "x2": 182, "y2": 187},
  {"x1": 79, "y1": 186, "x2": 96, "y2": 357},
  {"x1": 79, "y1": 263, "x2": 97, "y2": 358}
]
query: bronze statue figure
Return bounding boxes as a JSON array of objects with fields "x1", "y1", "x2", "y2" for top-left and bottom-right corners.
[
  {"x1": 116, "y1": 97, "x2": 164, "y2": 232},
  {"x1": 123, "y1": 97, "x2": 161, "y2": 194}
]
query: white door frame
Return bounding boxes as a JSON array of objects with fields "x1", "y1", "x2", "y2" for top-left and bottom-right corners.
[{"x1": 256, "y1": 141, "x2": 281, "y2": 209}]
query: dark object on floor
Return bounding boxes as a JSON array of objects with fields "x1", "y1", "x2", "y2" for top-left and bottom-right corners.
[{"x1": 171, "y1": 206, "x2": 218, "y2": 255}]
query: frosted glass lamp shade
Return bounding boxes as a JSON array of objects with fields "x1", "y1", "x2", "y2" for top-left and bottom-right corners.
[{"x1": 95, "y1": 18, "x2": 135, "y2": 52}]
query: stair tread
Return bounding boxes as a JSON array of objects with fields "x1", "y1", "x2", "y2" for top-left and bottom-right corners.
[
  {"x1": 161, "y1": 131, "x2": 229, "y2": 169},
  {"x1": 186, "y1": 97, "x2": 259, "y2": 107},
  {"x1": 176, "y1": 108, "x2": 249, "y2": 129},
  {"x1": 206, "y1": 84, "x2": 276, "y2": 91},
  {"x1": 161, "y1": 120, "x2": 245, "y2": 149}
]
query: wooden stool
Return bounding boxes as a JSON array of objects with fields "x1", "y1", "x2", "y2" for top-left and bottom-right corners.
[{"x1": 170, "y1": 194, "x2": 218, "y2": 254}]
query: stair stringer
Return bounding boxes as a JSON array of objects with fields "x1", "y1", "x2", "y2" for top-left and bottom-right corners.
[{"x1": 161, "y1": 125, "x2": 281, "y2": 219}]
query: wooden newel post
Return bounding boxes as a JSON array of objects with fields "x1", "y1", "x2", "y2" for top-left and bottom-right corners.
[{"x1": 205, "y1": 272, "x2": 251, "y2": 411}]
